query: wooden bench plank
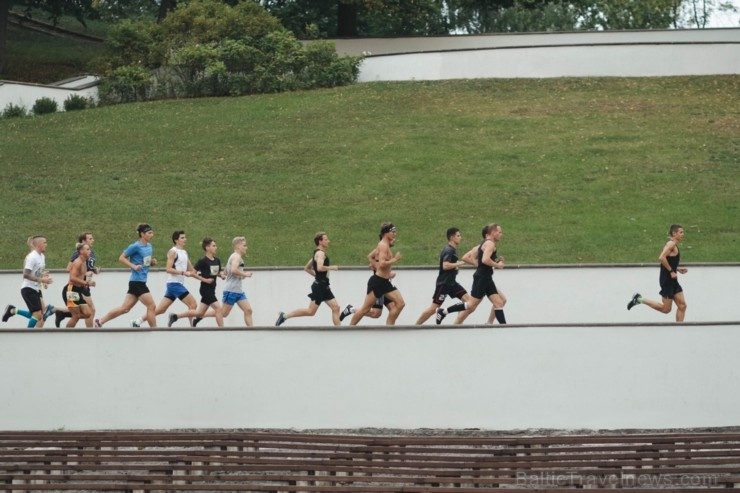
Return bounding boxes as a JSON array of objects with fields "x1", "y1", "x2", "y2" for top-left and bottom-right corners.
[{"x1": 2, "y1": 430, "x2": 739, "y2": 491}]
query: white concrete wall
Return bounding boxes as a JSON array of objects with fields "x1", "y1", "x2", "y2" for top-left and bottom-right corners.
[
  {"x1": 1, "y1": 266, "x2": 737, "y2": 328},
  {"x1": 333, "y1": 29, "x2": 740, "y2": 56},
  {"x1": 348, "y1": 29, "x2": 740, "y2": 82},
  {"x1": 1, "y1": 266, "x2": 738, "y2": 430},
  {"x1": 359, "y1": 44, "x2": 740, "y2": 82},
  {"x1": 0, "y1": 321, "x2": 738, "y2": 430},
  {"x1": 0, "y1": 77, "x2": 98, "y2": 114}
]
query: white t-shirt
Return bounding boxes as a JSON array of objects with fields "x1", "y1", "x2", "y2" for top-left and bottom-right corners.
[{"x1": 21, "y1": 250, "x2": 45, "y2": 290}]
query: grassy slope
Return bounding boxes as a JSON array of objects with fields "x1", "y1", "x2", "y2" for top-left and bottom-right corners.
[
  {"x1": 1, "y1": 76, "x2": 737, "y2": 269},
  {"x1": 2, "y1": 24, "x2": 105, "y2": 83}
]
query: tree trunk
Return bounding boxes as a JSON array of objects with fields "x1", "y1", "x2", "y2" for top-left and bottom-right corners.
[
  {"x1": 337, "y1": 1, "x2": 358, "y2": 37},
  {"x1": 0, "y1": 2, "x2": 8, "y2": 76},
  {"x1": 157, "y1": 0, "x2": 177, "y2": 23}
]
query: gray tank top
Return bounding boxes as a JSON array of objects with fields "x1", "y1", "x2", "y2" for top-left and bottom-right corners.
[{"x1": 223, "y1": 252, "x2": 244, "y2": 293}]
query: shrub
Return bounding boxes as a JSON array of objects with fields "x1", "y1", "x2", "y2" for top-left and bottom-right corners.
[
  {"x1": 104, "y1": 19, "x2": 157, "y2": 68},
  {"x1": 98, "y1": 65, "x2": 153, "y2": 104},
  {"x1": 2, "y1": 103, "x2": 27, "y2": 118},
  {"x1": 63, "y1": 94, "x2": 88, "y2": 111},
  {"x1": 300, "y1": 41, "x2": 361, "y2": 89},
  {"x1": 98, "y1": 0, "x2": 361, "y2": 103},
  {"x1": 32, "y1": 97, "x2": 59, "y2": 115}
]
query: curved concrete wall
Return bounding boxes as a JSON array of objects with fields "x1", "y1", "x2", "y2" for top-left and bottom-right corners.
[
  {"x1": 1, "y1": 266, "x2": 738, "y2": 431},
  {"x1": 1, "y1": 265, "x2": 738, "y2": 328},
  {"x1": 343, "y1": 29, "x2": 740, "y2": 81}
]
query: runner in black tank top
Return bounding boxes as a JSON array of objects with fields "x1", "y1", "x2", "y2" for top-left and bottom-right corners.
[
  {"x1": 454, "y1": 223, "x2": 508, "y2": 325},
  {"x1": 275, "y1": 232, "x2": 343, "y2": 326},
  {"x1": 627, "y1": 224, "x2": 688, "y2": 322}
]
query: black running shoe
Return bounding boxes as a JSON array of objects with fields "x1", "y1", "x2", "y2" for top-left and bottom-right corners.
[
  {"x1": 2, "y1": 305, "x2": 15, "y2": 322},
  {"x1": 627, "y1": 293, "x2": 642, "y2": 310},
  {"x1": 168, "y1": 313, "x2": 178, "y2": 327},
  {"x1": 55, "y1": 310, "x2": 65, "y2": 328},
  {"x1": 339, "y1": 304, "x2": 353, "y2": 322},
  {"x1": 275, "y1": 312, "x2": 286, "y2": 327},
  {"x1": 435, "y1": 308, "x2": 447, "y2": 325},
  {"x1": 193, "y1": 317, "x2": 203, "y2": 327}
]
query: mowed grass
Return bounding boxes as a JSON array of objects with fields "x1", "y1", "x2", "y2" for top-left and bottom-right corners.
[
  {"x1": 2, "y1": 24, "x2": 105, "y2": 83},
  {"x1": 0, "y1": 76, "x2": 737, "y2": 269}
]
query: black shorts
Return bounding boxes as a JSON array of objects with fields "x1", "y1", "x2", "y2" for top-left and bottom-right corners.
[
  {"x1": 432, "y1": 282, "x2": 468, "y2": 306},
  {"x1": 308, "y1": 280, "x2": 335, "y2": 305},
  {"x1": 470, "y1": 275, "x2": 498, "y2": 300},
  {"x1": 372, "y1": 295, "x2": 393, "y2": 310},
  {"x1": 366, "y1": 274, "x2": 397, "y2": 298},
  {"x1": 126, "y1": 281, "x2": 150, "y2": 298},
  {"x1": 660, "y1": 278, "x2": 683, "y2": 299},
  {"x1": 63, "y1": 284, "x2": 86, "y2": 307},
  {"x1": 199, "y1": 285, "x2": 218, "y2": 305},
  {"x1": 21, "y1": 287, "x2": 43, "y2": 313}
]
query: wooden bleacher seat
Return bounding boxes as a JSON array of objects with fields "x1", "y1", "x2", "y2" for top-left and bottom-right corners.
[{"x1": 1, "y1": 430, "x2": 739, "y2": 491}]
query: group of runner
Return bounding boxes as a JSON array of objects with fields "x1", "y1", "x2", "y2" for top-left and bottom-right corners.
[{"x1": 1, "y1": 222, "x2": 687, "y2": 329}]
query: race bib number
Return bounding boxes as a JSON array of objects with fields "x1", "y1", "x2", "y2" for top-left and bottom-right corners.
[
  {"x1": 143, "y1": 256, "x2": 152, "y2": 267},
  {"x1": 210, "y1": 265, "x2": 220, "y2": 276},
  {"x1": 67, "y1": 291, "x2": 80, "y2": 302}
]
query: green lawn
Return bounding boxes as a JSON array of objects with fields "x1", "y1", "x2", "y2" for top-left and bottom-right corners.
[
  {"x1": 0, "y1": 76, "x2": 737, "y2": 269},
  {"x1": 2, "y1": 24, "x2": 105, "y2": 83}
]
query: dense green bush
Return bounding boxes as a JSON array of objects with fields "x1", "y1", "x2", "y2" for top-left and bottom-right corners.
[
  {"x1": 98, "y1": 64, "x2": 153, "y2": 104},
  {"x1": 98, "y1": 19, "x2": 157, "y2": 69},
  {"x1": 2, "y1": 103, "x2": 27, "y2": 118},
  {"x1": 63, "y1": 94, "x2": 89, "y2": 111},
  {"x1": 32, "y1": 97, "x2": 59, "y2": 115},
  {"x1": 99, "y1": 0, "x2": 361, "y2": 102}
]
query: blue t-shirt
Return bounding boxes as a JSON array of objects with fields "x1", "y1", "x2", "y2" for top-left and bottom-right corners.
[{"x1": 124, "y1": 241, "x2": 153, "y2": 282}]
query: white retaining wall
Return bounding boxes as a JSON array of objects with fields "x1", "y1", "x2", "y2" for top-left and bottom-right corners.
[
  {"x1": 0, "y1": 76, "x2": 98, "y2": 114},
  {"x1": 0, "y1": 266, "x2": 738, "y2": 431},
  {"x1": 0, "y1": 321, "x2": 738, "y2": 431},
  {"x1": 0, "y1": 265, "x2": 738, "y2": 328},
  {"x1": 348, "y1": 29, "x2": 740, "y2": 82}
]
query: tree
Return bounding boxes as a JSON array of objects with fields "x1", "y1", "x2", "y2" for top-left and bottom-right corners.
[
  {"x1": 97, "y1": 0, "x2": 362, "y2": 102},
  {"x1": 0, "y1": 3, "x2": 8, "y2": 74},
  {"x1": 447, "y1": 0, "x2": 683, "y2": 32},
  {"x1": 90, "y1": 0, "x2": 159, "y2": 22},
  {"x1": 681, "y1": 0, "x2": 738, "y2": 27},
  {"x1": 575, "y1": 0, "x2": 682, "y2": 30},
  {"x1": 337, "y1": 1, "x2": 358, "y2": 36},
  {"x1": 17, "y1": 0, "x2": 93, "y2": 25},
  {"x1": 447, "y1": 0, "x2": 579, "y2": 33},
  {"x1": 260, "y1": 0, "x2": 448, "y2": 38},
  {"x1": 157, "y1": 0, "x2": 177, "y2": 22}
]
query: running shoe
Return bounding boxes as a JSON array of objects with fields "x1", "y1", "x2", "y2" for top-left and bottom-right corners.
[
  {"x1": 2, "y1": 305, "x2": 15, "y2": 322},
  {"x1": 627, "y1": 293, "x2": 642, "y2": 310},
  {"x1": 339, "y1": 304, "x2": 353, "y2": 322},
  {"x1": 435, "y1": 308, "x2": 447, "y2": 325}
]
